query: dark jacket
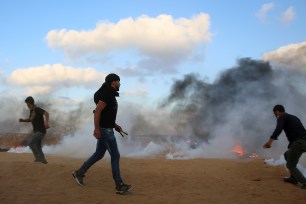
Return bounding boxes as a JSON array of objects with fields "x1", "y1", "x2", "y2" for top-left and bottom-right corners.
[{"x1": 270, "y1": 113, "x2": 306, "y2": 147}]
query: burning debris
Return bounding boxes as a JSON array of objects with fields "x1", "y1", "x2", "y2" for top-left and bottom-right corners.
[
  {"x1": 231, "y1": 144, "x2": 259, "y2": 158},
  {"x1": 231, "y1": 144, "x2": 245, "y2": 157}
]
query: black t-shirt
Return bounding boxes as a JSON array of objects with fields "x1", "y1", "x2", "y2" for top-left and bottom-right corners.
[
  {"x1": 94, "y1": 84, "x2": 119, "y2": 128},
  {"x1": 29, "y1": 106, "x2": 46, "y2": 133}
]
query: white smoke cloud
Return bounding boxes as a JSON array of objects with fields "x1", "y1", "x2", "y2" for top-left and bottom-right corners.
[
  {"x1": 43, "y1": 122, "x2": 97, "y2": 158},
  {"x1": 256, "y1": 2, "x2": 275, "y2": 22},
  {"x1": 281, "y1": 6, "x2": 295, "y2": 24},
  {"x1": 265, "y1": 154, "x2": 306, "y2": 176},
  {"x1": 46, "y1": 13, "x2": 212, "y2": 73},
  {"x1": 262, "y1": 41, "x2": 306, "y2": 72},
  {"x1": 6, "y1": 64, "x2": 107, "y2": 95}
]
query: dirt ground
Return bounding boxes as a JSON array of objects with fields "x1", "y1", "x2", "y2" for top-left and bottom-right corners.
[{"x1": 0, "y1": 152, "x2": 305, "y2": 204}]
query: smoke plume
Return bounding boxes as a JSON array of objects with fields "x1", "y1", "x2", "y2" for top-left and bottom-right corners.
[{"x1": 129, "y1": 58, "x2": 306, "y2": 158}]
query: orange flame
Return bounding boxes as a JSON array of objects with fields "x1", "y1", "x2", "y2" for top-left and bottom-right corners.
[
  {"x1": 231, "y1": 144, "x2": 245, "y2": 156},
  {"x1": 231, "y1": 144, "x2": 259, "y2": 158}
]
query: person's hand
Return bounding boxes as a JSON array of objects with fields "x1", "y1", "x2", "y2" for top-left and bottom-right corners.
[
  {"x1": 19, "y1": 118, "x2": 24, "y2": 122},
  {"x1": 93, "y1": 128, "x2": 101, "y2": 139},
  {"x1": 263, "y1": 140, "x2": 272, "y2": 149},
  {"x1": 263, "y1": 143, "x2": 271, "y2": 148},
  {"x1": 115, "y1": 124, "x2": 122, "y2": 132}
]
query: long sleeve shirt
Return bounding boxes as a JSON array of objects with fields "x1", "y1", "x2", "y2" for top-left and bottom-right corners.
[{"x1": 270, "y1": 113, "x2": 306, "y2": 144}]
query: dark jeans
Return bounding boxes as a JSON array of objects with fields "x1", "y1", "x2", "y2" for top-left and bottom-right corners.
[
  {"x1": 28, "y1": 132, "x2": 46, "y2": 161},
  {"x1": 284, "y1": 138, "x2": 306, "y2": 184},
  {"x1": 78, "y1": 128, "x2": 123, "y2": 185}
]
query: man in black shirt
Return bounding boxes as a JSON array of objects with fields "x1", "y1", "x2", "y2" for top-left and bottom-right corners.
[
  {"x1": 263, "y1": 105, "x2": 306, "y2": 189},
  {"x1": 19, "y1": 96, "x2": 49, "y2": 164},
  {"x1": 72, "y1": 73, "x2": 132, "y2": 194}
]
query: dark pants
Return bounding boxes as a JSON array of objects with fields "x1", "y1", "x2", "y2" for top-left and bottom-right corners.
[
  {"x1": 284, "y1": 138, "x2": 306, "y2": 184},
  {"x1": 77, "y1": 128, "x2": 123, "y2": 186},
  {"x1": 28, "y1": 132, "x2": 46, "y2": 161}
]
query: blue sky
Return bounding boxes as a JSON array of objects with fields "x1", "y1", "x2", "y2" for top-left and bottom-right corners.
[{"x1": 1, "y1": 0, "x2": 306, "y2": 107}]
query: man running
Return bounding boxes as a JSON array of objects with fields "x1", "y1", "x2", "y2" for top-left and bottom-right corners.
[{"x1": 19, "y1": 96, "x2": 49, "y2": 164}]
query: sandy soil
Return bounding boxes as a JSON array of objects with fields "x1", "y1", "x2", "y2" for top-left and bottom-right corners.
[{"x1": 0, "y1": 152, "x2": 305, "y2": 204}]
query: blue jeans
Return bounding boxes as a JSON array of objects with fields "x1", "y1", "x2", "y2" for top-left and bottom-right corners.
[
  {"x1": 78, "y1": 128, "x2": 123, "y2": 185},
  {"x1": 28, "y1": 132, "x2": 46, "y2": 161}
]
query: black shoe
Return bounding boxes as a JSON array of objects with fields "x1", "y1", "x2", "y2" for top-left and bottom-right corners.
[
  {"x1": 40, "y1": 159, "x2": 48, "y2": 164},
  {"x1": 283, "y1": 177, "x2": 298, "y2": 185},
  {"x1": 301, "y1": 184, "x2": 306, "y2": 190},
  {"x1": 72, "y1": 171, "x2": 85, "y2": 186},
  {"x1": 116, "y1": 182, "x2": 132, "y2": 194},
  {"x1": 34, "y1": 159, "x2": 48, "y2": 164}
]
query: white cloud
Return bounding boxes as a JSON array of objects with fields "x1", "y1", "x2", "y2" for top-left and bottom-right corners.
[
  {"x1": 7, "y1": 64, "x2": 107, "y2": 95},
  {"x1": 46, "y1": 13, "x2": 212, "y2": 73},
  {"x1": 281, "y1": 6, "x2": 295, "y2": 24},
  {"x1": 123, "y1": 82, "x2": 148, "y2": 96},
  {"x1": 262, "y1": 41, "x2": 306, "y2": 72},
  {"x1": 256, "y1": 2, "x2": 275, "y2": 22},
  {"x1": 124, "y1": 89, "x2": 147, "y2": 96}
]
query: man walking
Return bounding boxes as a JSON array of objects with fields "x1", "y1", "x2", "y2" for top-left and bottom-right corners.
[
  {"x1": 19, "y1": 96, "x2": 49, "y2": 164},
  {"x1": 263, "y1": 105, "x2": 306, "y2": 189},
  {"x1": 72, "y1": 73, "x2": 132, "y2": 194}
]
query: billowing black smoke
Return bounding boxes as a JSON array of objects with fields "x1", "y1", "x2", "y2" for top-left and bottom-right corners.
[{"x1": 160, "y1": 58, "x2": 306, "y2": 154}]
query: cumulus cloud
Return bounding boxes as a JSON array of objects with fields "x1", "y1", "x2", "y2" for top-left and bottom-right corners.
[
  {"x1": 46, "y1": 13, "x2": 212, "y2": 74},
  {"x1": 256, "y1": 2, "x2": 275, "y2": 22},
  {"x1": 262, "y1": 41, "x2": 306, "y2": 72},
  {"x1": 6, "y1": 64, "x2": 107, "y2": 95},
  {"x1": 281, "y1": 6, "x2": 295, "y2": 24}
]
